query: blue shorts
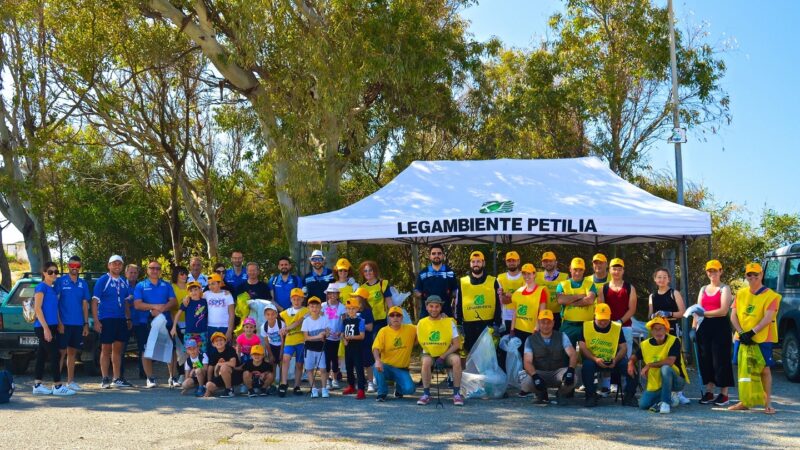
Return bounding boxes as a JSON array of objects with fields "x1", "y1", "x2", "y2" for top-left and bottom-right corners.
[
  {"x1": 283, "y1": 344, "x2": 305, "y2": 364},
  {"x1": 733, "y1": 341, "x2": 775, "y2": 368},
  {"x1": 58, "y1": 325, "x2": 85, "y2": 350},
  {"x1": 99, "y1": 318, "x2": 129, "y2": 344}
]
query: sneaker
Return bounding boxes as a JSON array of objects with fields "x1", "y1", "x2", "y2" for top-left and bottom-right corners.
[
  {"x1": 417, "y1": 394, "x2": 431, "y2": 405},
  {"x1": 534, "y1": 393, "x2": 550, "y2": 405},
  {"x1": 609, "y1": 384, "x2": 619, "y2": 394},
  {"x1": 376, "y1": 394, "x2": 387, "y2": 402},
  {"x1": 518, "y1": 390, "x2": 531, "y2": 398},
  {"x1": 584, "y1": 393, "x2": 598, "y2": 408},
  {"x1": 219, "y1": 388, "x2": 235, "y2": 398},
  {"x1": 169, "y1": 377, "x2": 181, "y2": 388},
  {"x1": 622, "y1": 394, "x2": 638, "y2": 407},
  {"x1": 699, "y1": 392, "x2": 715, "y2": 404},
  {"x1": 278, "y1": 384, "x2": 287, "y2": 398},
  {"x1": 331, "y1": 379, "x2": 340, "y2": 389},
  {"x1": 336, "y1": 371, "x2": 343, "y2": 382},
  {"x1": 321, "y1": 388, "x2": 330, "y2": 398},
  {"x1": 66, "y1": 382, "x2": 82, "y2": 391},
  {"x1": 367, "y1": 381, "x2": 376, "y2": 393},
  {"x1": 267, "y1": 385, "x2": 277, "y2": 395},
  {"x1": 239, "y1": 384, "x2": 249, "y2": 395},
  {"x1": 195, "y1": 386, "x2": 206, "y2": 397},
  {"x1": 32, "y1": 384, "x2": 52, "y2": 395},
  {"x1": 575, "y1": 384, "x2": 586, "y2": 392},
  {"x1": 356, "y1": 389, "x2": 366, "y2": 400},
  {"x1": 678, "y1": 392, "x2": 691, "y2": 405},
  {"x1": 311, "y1": 387, "x2": 320, "y2": 398},
  {"x1": 598, "y1": 387, "x2": 610, "y2": 398},
  {"x1": 100, "y1": 377, "x2": 112, "y2": 389},
  {"x1": 342, "y1": 385, "x2": 356, "y2": 395},
  {"x1": 293, "y1": 386, "x2": 303, "y2": 396},
  {"x1": 453, "y1": 393, "x2": 464, "y2": 406},
  {"x1": 177, "y1": 375, "x2": 185, "y2": 385},
  {"x1": 146, "y1": 378, "x2": 157, "y2": 389},
  {"x1": 113, "y1": 378, "x2": 133, "y2": 388},
  {"x1": 649, "y1": 401, "x2": 662, "y2": 413},
  {"x1": 670, "y1": 392, "x2": 680, "y2": 407},
  {"x1": 713, "y1": 394, "x2": 730, "y2": 406},
  {"x1": 326, "y1": 379, "x2": 333, "y2": 390},
  {"x1": 52, "y1": 385, "x2": 76, "y2": 396},
  {"x1": 248, "y1": 389, "x2": 258, "y2": 398},
  {"x1": 660, "y1": 402, "x2": 671, "y2": 414},
  {"x1": 394, "y1": 390, "x2": 403, "y2": 399}
]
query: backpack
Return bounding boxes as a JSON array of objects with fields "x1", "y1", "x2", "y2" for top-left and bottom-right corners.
[{"x1": 0, "y1": 370, "x2": 14, "y2": 403}]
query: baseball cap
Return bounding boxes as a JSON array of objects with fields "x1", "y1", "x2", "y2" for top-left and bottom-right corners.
[
  {"x1": 541, "y1": 251, "x2": 557, "y2": 261},
  {"x1": 310, "y1": 249, "x2": 325, "y2": 260},
  {"x1": 505, "y1": 251, "x2": 520, "y2": 261},
  {"x1": 470, "y1": 251, "x2": 485, "y2": 261},
  {"x1": 243, "y1": 317, "x2": 256, "y2": 327},
  {"x1": 521, "y1": 263, "x2": 536, "y2": 273},
  {"x1": 263, "y1": 302, "x2": 278, "y2": 312},
  {"x1": 187, "y1": 281, "x2": 202, "y2": 290},
  {"x1": 538, "y1": 310, "x2": 554, "y2": 321},
  {"x1": 388, "y1": 306, "x2": 404, "y2": 316},
  {"x1": 108, "y1": 255, "x2": 124, "y2": 264},
  {"x1": 609, "y1": 258, "x2": 624, "y2": 268},
  {"x1": 646, "y1": 317, "x2": 671, "y2": 332},
  {"x1": 425, "y1": 295, "x2": 444, "y2": 304},
  {"x1": 335, "y1": 258, "x2": 351, "y2": 271},
  {"x1": 345, "y1": 298, "x2": 360, "y2": 308},
  {"x1": 324, "y1": 284, "x2": 340, "y2": 294},
  {"x1": 705, "y1": 260, "x2": 722, "y2": 271},
  {"x1": 351, "y1": 287, "x2": 369, "y2": 299},
  {"x1": 570, "y1": 257, "x2": 586, "y2": 270},
  {"x1": 594, "y1": 303, "x2": 611, "y2": 320},
  {"x1": 211, "y1": 331, "x2": 227, "y2": 343},
  {"x1": 250, "y1": 345, "x2": 265, "y2": 355},
  {"x1": 745, "y1": 262, "x2": 762, "y2": 274},
  {"x1": 307, "y1": 296, "x2": 322, "y2": 304},
  {"x1": 208, "y1": 273, "x2": 225, "y2": 285},
  {"x1": 185, "y1": 339, "x2": 198, "y2": 348},
  {"x1": 290, "y1": 287, "x2": 305, "y2": 298},
  {"x1": 592, "y1": 253, "x2": 607, "y2": 263}
]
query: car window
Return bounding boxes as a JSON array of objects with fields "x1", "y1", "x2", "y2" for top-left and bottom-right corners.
[
  {"x1": 763, "y1": 259, "x2": 780, "y2": 290},
  {"x1": 6, "y1": 282, "x2": 39, "y2": 306},
  {"x1": 785, "y1": 257, "x2": 800, "y2": 289}
]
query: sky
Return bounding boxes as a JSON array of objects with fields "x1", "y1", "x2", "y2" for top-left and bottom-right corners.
[{"x1": 460, "y1": 0, "x2": 800, "y2": 219}]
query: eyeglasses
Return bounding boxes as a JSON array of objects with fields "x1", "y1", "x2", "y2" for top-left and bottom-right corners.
[
  {"x1": 148, "y1": 266, "x2": 162, "y2": 271},
  {"x1": 178, "y1": 272, "x2": 188, "y2": 276},
  {"x1": 215, "y1": 269, "x2": 225, "y2": 274},
  {"x1": 388, "y1": 313, "x2": 403, "y2": 318},
  {"x1": 362, "y1": 268, "x2": 374, "y2": 273},
  {"x1": 46, "y1": 270, "x2": 59, "y2": 276},
  {"x1": 745, "y1": 273, "x2": 760, "y2": 277}
]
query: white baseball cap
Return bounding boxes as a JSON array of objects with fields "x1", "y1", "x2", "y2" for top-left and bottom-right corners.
[
  {"x1": 108, "y1": 255, "x2": 124, "y2": 264},
  {"x1": 310, "y1": 249, "x2": 325, "y2": 260},
  {"x1": 263, "y1": 302, "x2": 278, "y2": 312},
  {"x1": 324, "y1": 284, "x2": 340, "y2": 293}
]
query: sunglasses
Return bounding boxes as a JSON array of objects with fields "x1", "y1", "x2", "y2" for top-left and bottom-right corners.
[
  {"x1": 745, "y1": 273, "x2": 760, "y2": 277},
  {"x1": 215, "y1": 269, "x2": 225, "y2": 274},
  {"x1": 67, "y1": 262, "x2": 82, "y2": 269},
  {"x1": 148, "y1": 266, "x2": 162, "y2": 271},
  {"x1": 46, "y1": 270, "x2": 60, "y2": 276},
  {"x1": 310, "y1": 257, "x2": 323, "y2": 262},
  {"x1": 388, "y1": 313, "x2": 403, "y2": 318}
]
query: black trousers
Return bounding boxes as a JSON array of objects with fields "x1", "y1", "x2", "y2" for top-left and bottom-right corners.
[
  {"x1": 696, "y1": 317, "x2": 734, "y2": 388},
  {"x1": 35, "y1": 327, "x2": 61, "y2": 383},
  {"x1": 463, "y1": 320, "x2": 493, "y2": 354},
  {"x1": 325, "y1": 340, "x2": 340, "y2": 373},
  {"x1": 345, "y1": 343, "x2": 365, "y2": 389}
]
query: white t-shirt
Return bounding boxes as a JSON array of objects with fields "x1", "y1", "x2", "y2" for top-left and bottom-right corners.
[
  {"x1": 501, "y1": 272, "x2": 523, "y2": 321},
  {"x1": 204, "y1": 290, "x2": 234, "y2": 328},
  {"x1": 261, "y1": 319, "x2": 286, "y2": 347},
  {"x1": 184, "y1": 352, "x2": 209, "y2": 372},
  {"x1": 321, "y1": 302, "x2": 346, "y2": 341},
  {"x1": 301, "y1": 314, "x2": 328, "y2": 338}
]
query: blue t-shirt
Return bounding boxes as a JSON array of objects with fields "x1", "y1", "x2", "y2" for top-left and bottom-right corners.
[
  {"x1": 134, "y1": 278, "x2": 176, "y2": 326},
  {"x1": 34, "y1": 282, "x2": 59, "y2": 327},
  {"x1": 224, "y1": 267, "x2": 248, "y2": 290},
  {"x1": 181, "y1": 298, "x2": 208, "y2": 333},
  {"x1": 55, "y1": 275, "x2": 90, "y2": 326},
  {"x1": 415, "y1": 264, "x2": 457, "y2": 318},
  {"x1": 268, "y1": 273, "x2": 303, "y2": 310},
  {"x1": 358, "y1": 308, "x2": 375, "y2": 347},
  {"x1": 303, "y1": 268, "x2": 334, "y2": 301},
  {"x1": 92, "y1": 274, "x2": 130, "y2": 320}
]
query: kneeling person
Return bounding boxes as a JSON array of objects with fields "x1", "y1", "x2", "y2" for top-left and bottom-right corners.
[
  {"x1": 372, "y1": 306, "x2": 417, "y2": 402},
  {"x1": 519, "y1": 310, "x2": 578, "y2": 403},
  {"x1": 243, "y1": 345, "x2": 274, "y2": 397},
  {"x1": 417, "y1": 295, "x2": 464, "y2": 406},
  {"x1": 180, "y1": 339, "x2": 208, "y2": 396},
  {"x1": 628, "y1": 317, "x2": 688, "y2": 413},
  {"x1": 204, "y1": 332, "x2": 241, "y2": 398}
]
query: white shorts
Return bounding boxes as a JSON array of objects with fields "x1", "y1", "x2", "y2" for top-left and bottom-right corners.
[{"x1": 304, "y1": 350, "x2": 326, "y2": 370}]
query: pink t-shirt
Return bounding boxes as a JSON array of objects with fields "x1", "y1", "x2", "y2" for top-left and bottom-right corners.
[
  {"x1": 699, "y1": 286, "x2": 722, "y2": 311},
  {"x1": 236, "y1": 333, "x2": 262, "y2": 355}
]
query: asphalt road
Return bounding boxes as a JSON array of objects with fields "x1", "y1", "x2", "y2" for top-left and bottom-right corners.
[{"x1": 2, "y1": 360, "x2": 799, "y2": 449}]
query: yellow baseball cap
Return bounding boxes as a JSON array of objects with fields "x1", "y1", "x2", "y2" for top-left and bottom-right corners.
[
  {"x1": 210, "y1": 331, "x2": 227, "y2": 343},
  {"x1": 307, "y1": 296, "x2": 322, "y2": 304},
  {"x1": 646, "y1": 317, "x2": 671, "y2": 332},
  {"x1": 187, "y1": 281, "x2": 202, "y2": 290},
  {"x1": 609, "y1": 258, "x2": 624, "y2": 268},
  {"x1": 388, "y1": 306, "x2": 404, "y2": 316},
  {"x1": 541, "y1": 251, "x2": 557, "y2": 261},
  {"x1": 592, "y1": 253, "x2": 607, "y2": 263},
  {"x1": 505, "y1": 251, "x2": 520, "y2": 261},
  {"x1": 208, "y1": 273, "x2": 225, "y2": 285},
  {"x1": 290, "y1": 287, "x2": 305, "y2": 298},
  {"x1": 570, "y1": 257, "x2": 586, "y2": 270},
  {"x1": 538, "y1": 310, "x2": 554, "y2": 321},
  {"x1": 351, "y1": 287, "x2": 370, "y2": 299},
  {"x1": 521, "y1": 263, "x2": 536, "y2": 273},
  {"x1": 335, "y1": 258, "x2": 352, "y2": 271},
  {"x1": 470, "y1": 251, "x2": 485, "y2": 261},
  {"x1": 250, "y1": 345, "x2": 265, "y2": 355},
  {"x1": 345, "y1": 298, "x2": 360, "y2": 308},
  {"x1": 745, "y1": 262, "x2": 762, "y2": 274},
  {"x1": 594, "y1": 303, "x2": 611, "y2": 320},
  {"x1": 705, "y1": 260, "x2": 722, "y2": 271}
]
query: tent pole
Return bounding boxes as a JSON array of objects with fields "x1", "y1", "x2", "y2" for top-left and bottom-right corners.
[
  {"x1": 679, "y1": 238, "x2": 691, "y2": 353},
  {"x1": 410, "y1": 242, "x2": 420, "y2": 282},
  {"x1": 492, "y1": 235, "x2": 497, "y2": 276}
]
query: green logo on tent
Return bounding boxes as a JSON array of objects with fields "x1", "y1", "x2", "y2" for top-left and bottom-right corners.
[
  {"x1": 393, "y1": 337, "x2": 403, "y2": 348},
  {"x1": 474, "y1": 294, "x2": 485, "y2": 306},
  {"x1": 429, "y1": 330, "x2": 441, "y2": 342},
  {"x1": 479, "y1": 200, "x2": 514, "y2": 214},
  {"x1": 518, "y1": 305, "x2": 528, "y2": 316}
]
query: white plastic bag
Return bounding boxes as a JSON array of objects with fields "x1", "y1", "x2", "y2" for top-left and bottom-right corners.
[
  {"x1": 389, "y1": 286, "x2": 410, "y2": 307},
  {"x1": 499, "y1": 335, "x2": 523, "y2": 389},
  {"x1": 463, "y1": 327, "x2": 508, "y2": 399}
]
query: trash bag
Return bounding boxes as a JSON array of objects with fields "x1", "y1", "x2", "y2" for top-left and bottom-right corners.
[
  {"x1": 499, "y1": 335, "x2": 523, "y2": 389},
  {"x1": 389, "y1": 286, "x2": 411, "y2": 307},
  {"x1": 463, "y1": 327, "x2": 508, "y2": 399},
  {"x1": 737, "y1": 344, "x2": 766, "y2": 408}
]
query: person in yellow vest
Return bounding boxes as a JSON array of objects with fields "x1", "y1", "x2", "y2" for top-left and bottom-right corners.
[
  {"x1": 509, "y1": 264, "x2": 549, "y2": 360},
  {"x1": 518, "y1": 310, "x2": 578, "y2": 403},
  {"x1": 498, "y1": 251, "x2": 524, "y2": 333},
  {"x1": 277, "y1": 288, "x2": 308, "y2": 397},
  {"x1": 417, "y1": 295, "x2": 464, "y2": 406},
  {"x1": 557, "y1": 257, "x2": 598, "y2": 346},
  {"x1": 372, "y1": 306, "x2": 417, "y2": 402},
  {"x1": 456, "y1": 251, "x2": 501, "y2": 354},
  {"x1": 358, "y1": 260, "x2": 392, "y2": 335},
  {"x1": 536, "y1": 251, "x2": 569, "y2": 330},
  {"x1": 628, "y1": 317, "x2": 688, "y2": 413},
  {"x1": 578, "y1": 303, "x2": 637, "y2": 407},
  {"x1": 728, "y1": 262, "x2": 781, "y2": 414}
]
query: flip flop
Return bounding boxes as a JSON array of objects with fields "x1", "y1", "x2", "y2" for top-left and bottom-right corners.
[
  {"x1": 764, "y1": 406, "x2": 777, "y2": 415},
  {"x1": 727, "y1": 402, "x2": 749, "y2": 411}
]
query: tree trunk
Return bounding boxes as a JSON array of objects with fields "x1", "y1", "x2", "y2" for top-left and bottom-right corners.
[
  {"x1": 0, "y1": 228, "x2": 10, "y2": 290},
  {"x1": 167, "y1": 176, "x2": 183, "y2": 265},
  {"x1": 20, "y1": 215, "x2": 49, "y2": 273},
  {"x1": 274, "y1": 158, "x2": 299, "y2": 263}
]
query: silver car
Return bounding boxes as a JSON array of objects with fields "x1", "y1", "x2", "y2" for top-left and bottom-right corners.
[{"x1": 763, "y1": 242, "x2": 800, "y2": 382}]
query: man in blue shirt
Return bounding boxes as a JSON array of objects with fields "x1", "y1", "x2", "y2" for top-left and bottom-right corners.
[
  {"x1": 414, "y1": 244, "x2": 457, "y2": 320},
  {"x1": 92, "y1": 254, "x2": 132, "y2": 389},
  {"x1": 56, "y1": 256, "x2": 91, "y2": 392},
  {"x1": 188, "y1": 256, "x2": 208, "y2": 288},
  {"x1": 124, "y1": 263, "x2": 147, "y2": 379},
  {"x1": 268, "y1": 256, "x2": 302, "y2": 312},
  {"x1": 304, "y1": 250, "x2": 333, "y2": 302},
  {"x1": 224, "y1": 250, "x2": 248, "y2": 291},
  {"x1": 133, "y1": 260, "x2": 177, "y2": 389}
]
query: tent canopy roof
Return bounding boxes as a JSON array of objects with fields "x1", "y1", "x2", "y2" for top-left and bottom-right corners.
[{"x1": 298, "y1": 157, "x2": 710, "y2": 245}]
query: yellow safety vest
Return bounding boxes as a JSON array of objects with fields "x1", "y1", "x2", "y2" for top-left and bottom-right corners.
[
  {"x1": 583, "y1": 321, "x2": 621, "y2": 362},
  {"x1": 511, "y1": 285, "x2": 546, "y2": 333},
  {"x1": 560, "y1": 278, "x2": 596, "y2": 322},
  {"x1": 498, "y1": 272, "x2": 525, "y2": 312},
  {"x1": 363, "y1": 279, "x2": 389, "y2": 321},
  {"x1": 641, "y1": 334, "x2": 689, "y2": 391},
  {"x1": 735, "y1": 287, "x2": 782, "y2": 343},
  {"x1": 417, "y1": 316, "x2": 456, "y2": 357},
  {"x1": 459, "y1": 275, "x2": 497, "y2": 322},
  {"x1": 535, "y1": 271, "x2": 569, "y2": 313},
  {"x1": 280, "y1": 307, "x2": 308, "y2": 346}
]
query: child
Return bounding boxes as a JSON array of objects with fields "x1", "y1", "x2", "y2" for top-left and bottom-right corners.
[
  {"x1": 278, "y1": 288, "x2": 308, "y2": 397},
  {"x1": 236, "y1": 317, "x2": 262, "y2": 365},
  {"x1": 180, "y1": 339, "x2": 208, "y2": 396},
  {"x1": 261, "y1": 303, "x2": 284, "y2": 394},
  {"x1": 352, "y1": 287, "x2": 376, "y2": 393},
  {"x1": 302, "y1": 296, "x2": 330, "y2": 398},
  {"x1": 342, "y1": 295, "x2": 367, "y2": 399},
  {"x1": 242, "y1": 345, "x2": 274, "y2": 397},
  {"x1": 322, "y1": 284, "x2": 345, "y2": 390},
  {"x1": 204, "y1": 273, "x2": 235, "y2": 345},
  {"x1": 204, "y1": 331, "x2": 241, "y2": 398},
  {"x1": 173, "y1": 281, "x2": 207, "y2": 352}
]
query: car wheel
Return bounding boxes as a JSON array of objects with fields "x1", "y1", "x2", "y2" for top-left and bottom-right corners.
[
  {"x1": 10, "y1": 354, "x2": 31, "y2": 375},
  {"x1": 782, "y1": 329, "x2": 800, "y2": 382}
]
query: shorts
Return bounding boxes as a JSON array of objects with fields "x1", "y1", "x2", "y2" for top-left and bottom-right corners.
[
  {"x1": 269, "y1": 344, "x2": 282, "y2": 365},
  {"x1": 421, "y1": 352, "x2": 456, "y2": 368},
  {"x1": 211, "y1": 370, "x2": 244, "y2": 388},
  {"x1": 184, "y1": 332, "x2": 207, "y2": 353},
  {"x1": 283, "y1": 344, "x2": 305, "y2": 364},
  {"x1": 99, "y1": 318, "x2": 129, "y2": 344},
  {"x1": 58, "y1": 325, "x2": 84, "y2": 350},
  {"x1": 304, "y1": 349, "x2": 326, "y2": 370},
  {"x1": 733, "y1": 341, "x2": 775, "y2": 368}
]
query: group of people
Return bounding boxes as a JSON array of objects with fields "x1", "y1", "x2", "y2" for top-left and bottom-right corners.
[{"x1": 28, "y1": 245, "x2": 781, "y2": 414}]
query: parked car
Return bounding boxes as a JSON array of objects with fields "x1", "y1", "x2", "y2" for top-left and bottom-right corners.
[{"x1": 762, "y1": 242, "x2": 800, "y2": 382}]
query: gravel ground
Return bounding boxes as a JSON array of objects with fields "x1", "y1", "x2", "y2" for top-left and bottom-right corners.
[{"x1": 2, "y1": 359, "x2": 799, "y2": 449}]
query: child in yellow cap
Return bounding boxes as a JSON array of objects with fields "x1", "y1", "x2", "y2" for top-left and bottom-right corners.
[{"x1": 243, "y1": 345, "x2": 274, "y2": 397}]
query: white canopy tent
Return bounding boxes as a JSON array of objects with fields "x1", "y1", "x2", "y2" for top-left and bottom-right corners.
[{"x1": 297, "y1": 157, "x2": 711, "y2": 245}]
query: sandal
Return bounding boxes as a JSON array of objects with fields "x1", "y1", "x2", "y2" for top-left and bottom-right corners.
[
  {"x1": 727, "y1": 402, "x2": 749, "y2": 411},
  {"x1": 764, "y1": 406, "x2": 777, "y2": 415}
]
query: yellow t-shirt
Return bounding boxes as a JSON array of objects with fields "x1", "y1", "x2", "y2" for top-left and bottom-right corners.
[
  {"x1": 172, "y1": 283, "x2": 188, "y2": 321},
  {"x1": 372, "y1": 324, "x2": 417, "y2": 368},
  {"x1": 280, "y1": 306, "x2": 308, "y2": 346}
]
